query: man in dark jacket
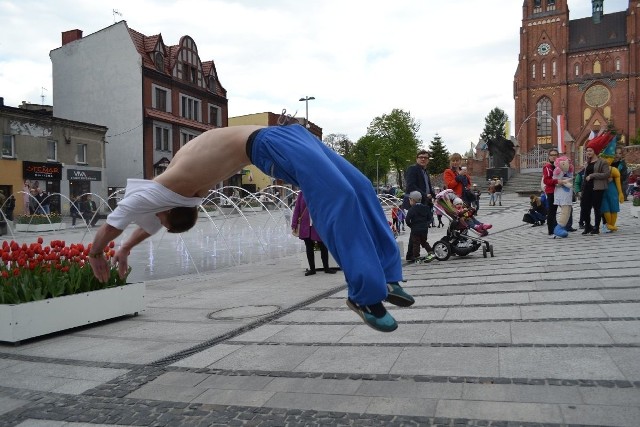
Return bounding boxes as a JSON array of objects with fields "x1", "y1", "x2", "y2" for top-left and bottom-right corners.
[
  {"x1": 405, "y1": 191, "x2": 434, "y2": 262},
  {"x1": 403, "y1": 150, "x2": 436, "y2": 260}
]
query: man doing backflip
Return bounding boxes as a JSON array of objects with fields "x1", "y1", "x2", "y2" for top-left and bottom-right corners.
[{"x1": 88, "y1": 124, "x2": 414, "y2": 332}]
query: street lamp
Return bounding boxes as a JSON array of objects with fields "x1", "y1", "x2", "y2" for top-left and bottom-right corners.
[
  {"x1": 375, "y1": 153, "x2": 380, "y2": 194},
  {"x1": 299, "y1": 96, "x2": 315, "y2": 128}
]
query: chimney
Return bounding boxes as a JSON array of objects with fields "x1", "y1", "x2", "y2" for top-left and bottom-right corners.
[{"x1": 62, "y1": 29, "x2": 83, "y2": 46}]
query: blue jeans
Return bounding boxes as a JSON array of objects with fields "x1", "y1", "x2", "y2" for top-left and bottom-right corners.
[{"x1": 250, "y1": 125, "x2": 402, "y2": 306}]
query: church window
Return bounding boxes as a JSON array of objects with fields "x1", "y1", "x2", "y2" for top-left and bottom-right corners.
[
  {"x1": 593, "y1": 60, "x2": 601, "y2": 74},
  {"x1": 552, "y1": 60, "x2": 556, "y2": 77},
  {"x1": 532, "y1": 63, "x2": 536, "y2": 79},
  {"x1": 615, "y1": 58, "x2": 621, "y2": 72},
  {"x1": 542, "y1": 62, "x2": 546, "y2": 79},
  {"x1": 575, "y1": 63, "x2": 580, "y2": 76},
  {"x1": 536, "y1": 97, "x2": 552, "y2": 145},
  {"x1": 534, "y1": 0, "x2": 542, "y2": 13},
  {"x1": 547, "y1": 0, "x2": 556, "y2": 11}
]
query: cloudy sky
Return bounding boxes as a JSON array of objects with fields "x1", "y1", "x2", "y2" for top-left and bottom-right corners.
[{"x1": 0, "y1": 0, "x2": 629, "y2": 154}]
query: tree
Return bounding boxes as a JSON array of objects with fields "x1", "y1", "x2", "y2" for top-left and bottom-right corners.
[
  {"x1": 323, "y1": 133, "x2": 354, "y2": 157},
  {"x1": 480, "y1": 107, "x2": 509, "y2": 145},
  {"x1": 427, "y1": 134, "x2": 450, "y2": 175},
  {"x1": 348, "y1": 135, "x2": 386, "y2": 185},
  {"x1": 365, "y1": 109, "x2": 421, "y2": 189}
]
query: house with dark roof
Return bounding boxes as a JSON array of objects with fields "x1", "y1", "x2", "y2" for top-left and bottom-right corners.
[{"x1": 50, "y1": 21, "x2": 228, "y2": 191}]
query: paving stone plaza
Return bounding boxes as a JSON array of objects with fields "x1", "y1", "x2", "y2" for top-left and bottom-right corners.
[{"x1": 1, "y1": 193, "x2": 640, "y2": 426}]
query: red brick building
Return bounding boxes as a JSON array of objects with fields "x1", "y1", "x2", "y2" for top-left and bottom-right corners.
[{"x1": 513, "y1": 0, "x2": 640, "y2": 168}]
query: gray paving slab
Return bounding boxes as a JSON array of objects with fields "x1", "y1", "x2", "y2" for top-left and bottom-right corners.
[
  {"x1": 264, "y1": 377, "x2": 363, "y2": 395},
  {"x1": 601, "y1": 320, "x2": 640, "y2": 344},
  {"x1": 511, "y1": 321, "x2": 615, "y2": 345},
  {"x1": 263, "y1": 391, "x2": 371, "y2": 413},
  {"x1": 499, "y1": 348, "x2": 627, "y2": 379},
  {"x1": 600, "y1": 302, "x2": 640, "y2": 317},
  {"x1": 390, "y1": 347, "x2": 500, "y2": 377},
  {"x1": 606, "y1": 348, "x2": 640, "y2": 381},
  {"x1": 126, "y1": 382, "x2": 206, "y2": 402},
  {"x1": 197, "y1": 373, "x2": 274, "y2": 390},
  {"x1": 354, "y1": 380, "x2": 462, "y2": 399},
  {"x1": 435, "y1": 399, "x2": 564, "y2": 424},
  {"x1": 294, "y1": 346, "x2": 403, "y2": 374},
  {"x1": 365, "y1": 396, "x2": 437, "y2": 417},
  {"x1": 579, "y1": 387, "x2": 640, "y2": 406},
  {"x1": 169, "y1": 343, "x2": 242, "y2": 368},
  {"x1": 192, "y1": 388, "x2": 276, "y2": 406},
  {"x1": 339, "y1": 323, "x2": 429, "y2": 344},
  {"x1": 560, "y1": 403, "x2": 640, "y2": 427},
  {"x1": 421, "y1": 322, "x2": 511, "y2": 344},
  {"x1": 462, "y1": 383, "x2": 583, "y2": 404},
  {"x1": 247, "y1": 324, "x2": 355, "y2": 343},
  {"x1": 0, "y1": 396, "x2": 30, "y2": 416},
  {"x1": 521, "y1": 303, "x2": 608, "y2": 319},
  {"x1": 443, "y1": 306, "x2": 521, "y2": 321},
  {"x1": 208, "y1": 344, "x2": 319, "y2": 371}
]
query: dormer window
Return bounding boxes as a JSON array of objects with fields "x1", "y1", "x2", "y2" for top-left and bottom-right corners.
[
  {"x1": 155, "y1": 52, "x2": 164, "y2": 72},
  {"x1": 208, "y1": 76, "x2": 216, "y2": 92}
]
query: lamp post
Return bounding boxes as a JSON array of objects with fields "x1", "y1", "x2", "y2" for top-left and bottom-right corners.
[
  {"x1": 375, "y1": 153, "x2": 380, "y2": 194},
  {"x1": 299, "y1": 96, "x2": 315, "y2": 128}
]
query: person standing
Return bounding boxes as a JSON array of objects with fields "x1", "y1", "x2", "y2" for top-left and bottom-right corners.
[
  {"x1": 573, "y1": 166, "x2": 586, "y2": 229},
  {"x1": 403, "y1": 150, "x2": 436, "y2": 260},
  {"x1": 472, "y1": 184, "x2": 481, "y2": 211},
  {"x1": 542, "y1": 148, "x2": 560, "y2": 237},
  {"x1": 493, "y1": 178, "x2": 503, "y2": 206},
  {"x1": 611, "y1": 146, "x2": 629, "y2": 200},
  {"x1": 405, "y1": 191, "x2": 434, "y2": 262},
  {"x1": 579, "y1": 135, "x2": 611, "y2": 235},
  {"x1": 443, "y1": 153, "x2": 472, "y2": 199},
  {"x1": 291, "y1": 192, "x2": 336, "y2": 276}
]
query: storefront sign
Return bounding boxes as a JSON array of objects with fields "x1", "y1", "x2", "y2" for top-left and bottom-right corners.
[
  {"x1": 67, "y1": 169, "x2": 102, "y2": 181},
  {"x1": 23, "y1": 161, "x2": 62, "y2": 181}
]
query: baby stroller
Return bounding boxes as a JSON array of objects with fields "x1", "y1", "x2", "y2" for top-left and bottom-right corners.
[{"x1": 432, "y1": 189, "x2": 494, "y2": 260}]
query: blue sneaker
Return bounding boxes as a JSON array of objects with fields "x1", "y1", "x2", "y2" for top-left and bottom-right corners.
[
  {"x1": 346, "y1": 298, "x2": 398, "y2": 332},
  {"x1": 385, "y1": 282, "x2": 415, "y2": 307}
]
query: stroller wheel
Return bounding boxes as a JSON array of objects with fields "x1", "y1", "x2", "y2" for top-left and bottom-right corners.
[
  {"x1": 482, "y1": 246, "x2": 487, "y2": 258},
  {"x1": 490, "y1": 244, "x2": 495, "y2": 257},
  {"x1": 433, "y1": 241, "x2": 451, "y2": 261}
]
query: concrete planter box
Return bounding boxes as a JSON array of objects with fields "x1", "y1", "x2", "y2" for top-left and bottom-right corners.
[
  {"x1": 15, "y1": 223, "x2": 66, "y2": 232},
  {"x1": 0, "y1": 283, "x2": 145, "y2": 343}
]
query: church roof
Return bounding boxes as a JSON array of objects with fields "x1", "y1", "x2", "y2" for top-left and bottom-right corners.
[{"x1": 568, "y1": 11, "x2": 627, "y2": 53}]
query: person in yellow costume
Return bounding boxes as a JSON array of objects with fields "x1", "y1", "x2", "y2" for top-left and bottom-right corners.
[{"x1": 599, "y1": 135, "x2": 625, "y2": 232}]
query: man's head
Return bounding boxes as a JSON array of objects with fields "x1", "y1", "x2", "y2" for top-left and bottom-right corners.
[
  {"x1": 548, "y1": 148, "x2": 559, "y2": 163},
  {"x1": 157, "y1": 206, "x2": 198, "y2": 233},
  {"x1": 585, "y1": 147, "x2": 596, "y2": 160},
  {"x1": 416, "y1": 150, "x2": 430, "y2": 167}
]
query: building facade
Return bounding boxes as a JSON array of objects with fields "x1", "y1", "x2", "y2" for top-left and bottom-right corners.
[
  {"x1": 514, "y1": 0, "x2": 640, "y2": 168},
  {"x1": 0, "y1": 98, "x2": 107, "y2": 216},
  {"x1": 50, "y1": 21, "x2": 228, "y2": 193}
]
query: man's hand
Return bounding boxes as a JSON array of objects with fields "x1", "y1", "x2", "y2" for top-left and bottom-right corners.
[
  {"x1": 112, "y1": 248, "x2": 130, "y2": 279},
  {"x1": 88, "y1": 254, "x2": 110, "y2": 283}
]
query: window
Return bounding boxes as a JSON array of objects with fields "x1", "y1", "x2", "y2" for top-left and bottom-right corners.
[
  {"x1": 77, "y1": 143, "x2": 87, "y2": 164},
  {"x1": 154, "y1": 125, "x2": 170, "y2": 151},
  {"x1": 2, "y1": 134, "x2": 15, "y2": 158},
  {"x1": 208, "y1": 76, "x2": 216, "y2": 92},
  {"x1": 542, "y1": 62, "x2": 546, "y2": 79},
  {"x1": 190, "y1": 67, "x2": 197, "y2": 84},
  {"x1": 532, "y1": 63, "x2": 536, "y2": 79},
  {"x1": 575, "y1": 63, "x2": 580, "y2": 76},
  {"x1": 616, "y1": 58, "x2": 621, "y2": 72},
  {"x1": 155, "y1": 52, "x2": 164, "y2": 72},
  {"x1": 180, "y1": 95, "x2": 200, "y2": 121},
  {"x1": 180, "y1": 130, "x2": 199, "y2": 146},
  {"x1": 47, "y1": 139, "x2": 57, "y2": 161},
  {"x1": 154, "y1": 87, "x2": 167, "y2": 112},
  {"x1": 209, "y1": 105, "x2": 221, "y2": 127},
  {"x1": 536, "y1": 97, "x2": 553, "y2": 145},
  {"x1": 593, "y1": 60, "x2": 601, "y2": 74},
  {"x1": 547, "y1": 0, "x2": 556, "y2": 11},
  {"x1": 552, "y1": 60, "x2": 556, "y2": 77}
]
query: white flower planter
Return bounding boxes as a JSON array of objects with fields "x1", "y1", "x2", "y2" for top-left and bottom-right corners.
[
  {"x1": 0, "y1": 282, "x2": 145, "y2": 343},
  {"x1": 15, "y1": 223, "x2": 66, "y2": 232}
]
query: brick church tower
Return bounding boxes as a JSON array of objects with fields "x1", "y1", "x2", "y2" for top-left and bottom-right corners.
[{"x1": 514, "y1": 0, "x2": 640, "y2": 169}]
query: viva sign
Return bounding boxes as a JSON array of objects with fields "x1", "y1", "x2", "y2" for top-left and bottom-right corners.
[{"x1": 67, "y1": 169, "x2": 102, "y2": 181}]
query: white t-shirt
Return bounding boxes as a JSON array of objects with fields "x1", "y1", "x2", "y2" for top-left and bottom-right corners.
[{"x1": 107, "y1": 179, "x2": 203, "y2": 235}]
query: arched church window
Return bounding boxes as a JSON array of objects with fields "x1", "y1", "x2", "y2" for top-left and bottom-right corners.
[
  {"x1": 552, "y1": 60, "x2": 556, "y2": 77},
  {"x1": 542, "y1": 62, "x2": 546, "y2": 79},
  {"x1": 532, "y1": 63, "x2": 536, "y2": 79},
  {"x1": 593, "y1": 60, "x2": 601, "y2": 74},
  {"x1": 575, "y1": 63, "x2": 580, "y2": 76},
  {"x1": 536, "y1": 97, "x2": 552, "y2": 144},
  {"x1": 615, "y1": 58, "x2": 621, "y2": 72}
]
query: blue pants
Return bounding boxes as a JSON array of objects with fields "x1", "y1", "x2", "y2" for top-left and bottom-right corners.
[{"x1": 250, "y1": 125, "x2": 402, "y2": 305}]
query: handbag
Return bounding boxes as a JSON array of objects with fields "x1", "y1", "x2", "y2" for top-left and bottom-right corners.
[{"x1": 292, "y1": 207, "x2": 307, "y2": 237}]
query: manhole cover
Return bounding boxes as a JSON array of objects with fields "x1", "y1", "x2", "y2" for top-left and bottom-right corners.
[{"x1": 207, "y1": 305, "x2": 281, "y2": 320}]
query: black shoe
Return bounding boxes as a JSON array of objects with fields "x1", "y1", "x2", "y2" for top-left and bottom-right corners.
[
  {"x1": 589, "y1": 229, "x2": 600, "y2": 235},
  {"x1": 305, "y1": 270, "x2": 316, "y2": 276},
  {"x1": 581, "y1": 228, "x2": 591, "y2": 235},
  {"x1": 323, "y1": 268, "x2": 337, "y2": 274},
  {"x1": 579, "y1": 224, "x2": 585, "y2": 229},
  {"x1": 566, "y1": 228, "x2": 577, "y2": 232}
]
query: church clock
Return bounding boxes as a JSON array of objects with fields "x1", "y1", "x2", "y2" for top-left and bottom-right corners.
[{"x1": 537, "y1": 43, "x2": 551, "y2": 55}]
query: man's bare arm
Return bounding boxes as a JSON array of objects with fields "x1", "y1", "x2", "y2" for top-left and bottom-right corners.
[{"x1": 88, "y1": 223, "x2": 125, "y2": 282}]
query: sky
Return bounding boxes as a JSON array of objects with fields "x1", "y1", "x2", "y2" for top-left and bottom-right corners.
[{"x1": 0, "y1": 0, "x2": 630, "y2": 155}]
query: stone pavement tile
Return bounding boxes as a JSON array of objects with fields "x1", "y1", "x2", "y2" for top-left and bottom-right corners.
[
  {"x1": 257, "y1": 324, "x2": 355, "y2": 343},
  {"x1": 528, "y1": 290, "x2": 605, "y2": 303},
  {"x1": 0, "y1": 396, "x2": 30, "y2": 416},
  {"x1": 461, "y1": 292, "x2": 530, "y2": 305},
  {"x1": 264, "y1": 391, "x2": 371, "y2": 413},
  {"x1": 600, "y1": 303, "x2": 640, "y2": 317},
  {"x1": 294, "y1": 346, "x2": 403, "y2": 374},
  {"x1": 390, "y1": 347, "x2": 499, "y2": 377},
  {"x1": 601, "y1": 321, "x2": 640, "y2": 344},
  {"x1": 365, "y1": 396, "x2": 437, "y2": 417},
  {"x1": 491, "y1": 273, "x2": 539, "y2": 283},
  {"x1": 2, "y1": 361, "x2": 127, "y2": 382},
  {"x1": 264, "y1": 377, "x2": 362, "y2": 395},
  {"x1": 560, "y1": 404, "x2": 640, "y2": 427},
  {"x1": 600, "y1": 277, "x2": 640, "y2": 288},
  {"x1": 499, "y1": 348, "x2": 626, "y2": 380},
  {"x1": 15, "y1": 422, "x2": 65, "y2": 427},
  {"x1": 413, "y1": 295, "x2": 464, "y2": 306},
  {"x1": 511, "y1": 321, "x2": 614, "y2": 345},
  {"x1": 419, "y1": 284, "x2": 479, "y2": 295},
  {"x1": 480, "y1": 282, "x2": 537, "y2": 293},
  {"x1": 421, "y1": 322, "x2": 511, "y2": 344},
  {"x1": 126, "y1": 382, "x2": 206, "y2": 402},
  {"x1": 231, "y1": 324, "x2": 288, "y2": 342},
  {"x1": 131, "y1": 307, "x2": 214, "y2": 322},
  {"x1": 197, "y1": 374, "x2": 274, "y2": 390},
  {"x1": 170, "y1": 344, "x2": 242, "y2": 369},
  {"x1": 599, "y1": 288, "x2": 640, "y2": 300},
  {"x1": 0, "y1": 358, "x2": 21, "y2": 369},
  {"x1": 307, "y1": 298, "x2": 346, "y2": 308},
  {"x1": 73, "y1": 321, "x2": 236, "y2": 343},
  {"x1": 521, "y1": 304, "x2": 607, "y2": 319},
  {"x1": 579, "y1": 387, "x2": 640, "y2": 405},
  {"x1": 192, "y1": 388, "x2": 276, "y2": 406},
  {"x1": 534, "y1": 278, "x2": 604, "y2": 290},
  {"x1": 61, "y1": 338, "x2": 199, "y2": 364},
  {"x1": 435, "y1": 399, "x2": 564, "y2": 424},
  {"x1": 0, "y1": 336, "x2": 104, "y2": 357},
  {"x1": 0, "y1": 373, "x2": 72, "y2": 392},
  {"x1": 462, "y1": 383, "x2": 583, "y2": 404},
  {"x1": 277, "y1": 309, "x2": 358, "y2": 323},
  {"x1": 392, "y1": 307, "x2": 448, "y2": 322},
  {"x1": 50, "y1": 379, "x2": 105, "y2": 395},
  {"x1": 443, "y1": 306, "x2": 521, "y2": 321},
  {"x1": 354, "y1": 380, "x2": 462, "y2": 399},
  {"x1": 153, "y1": 371, "x2": 210, "y2": 387},
  {"x1": 339, "y1": 323, "x2": 428, "y2": 344},
  {"x1": 208, "y1": 344, "x2": 319, "y2": 371},
  {"x1": 606, "y1": 348, "x2": 640, "y2": 381}
]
